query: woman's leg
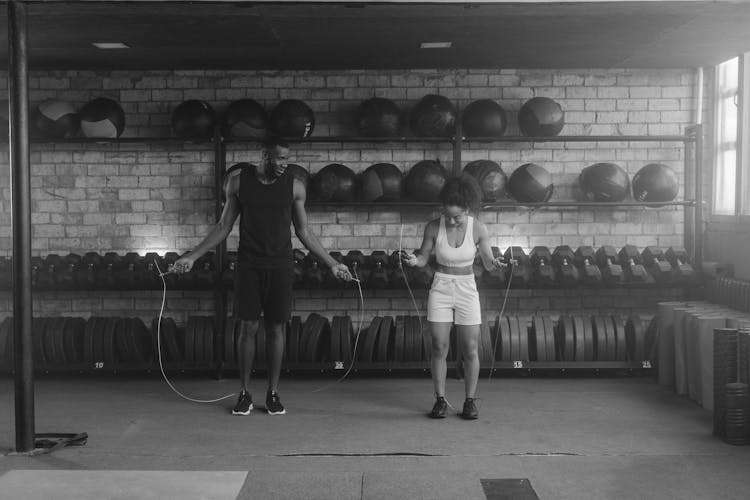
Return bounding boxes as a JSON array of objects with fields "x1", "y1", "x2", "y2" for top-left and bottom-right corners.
[
  {"x1": 430, "y1": 321, "x2": 453, "y2": 397},
  {"x1": 456, "y1": 324, "x2": 480, "y2": 398}
]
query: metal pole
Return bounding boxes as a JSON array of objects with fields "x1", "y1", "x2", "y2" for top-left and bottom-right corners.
[
  {"x1": 8, "y1": 0, "x2": 35, "y2": 453},
  {"x1": 694, "y1": 123, "x2": 704, "y2": 268},
  {"x1": 212, "y1": 127, "x2": 227, "y2": 370}
]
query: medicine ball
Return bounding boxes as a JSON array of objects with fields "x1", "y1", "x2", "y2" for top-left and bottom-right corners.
[
  {"x1": 171, "y1": 100, "x2": 216, "y2": 139},
  {"x1": 507, "y1": 163, "x2": 554, "y2": 203},
  {"x1": 632, "y1": 163, "x2": 679, "y2": 202},
  {"x1": 270, "y1": 99, "x2": 315, "y2": 138},
  {"x1": 405, "y1": 159, "x2": 448, "y2": 202},
  {"x1": 286, "y1": 163, "x2": 310, "y2": 189},
  {"x1": 463, "y1": 160, "x2": 507, "y2": 201},
  {"x1": 462, "y1": 99, "x2": 507, "y2": 138},
  {"x1": 359, "y1": 163, "x2": 403, "y2": 202},
  {"x1": 518, "y1": 97, "x2": 565, "y2": 137},
  {"x1": 579, "y1": 162, "x2": 630, "y2": 202},
  {"x1": 356, "y1": 97, "x2": 402, "y2": 137},
  {"x1": 312, "y1": 163, "x2": 357, "y2": 202},
  {"x1": 410, "y1": 94, "x2": 456, "y2": 137},
  {"x1": 79, "y1": 97, "x2": 126, "y2": 138},
  {"x1": 32, "y1": 99, "x2": 79, "y2": 139},
  {"x1": 223, "y1": 99, "x2": 267, "y2": 139}
]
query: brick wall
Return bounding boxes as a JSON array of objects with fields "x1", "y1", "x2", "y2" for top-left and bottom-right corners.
[{"x1": 0, "y1": 67, "x2": 697, "y2": 323}]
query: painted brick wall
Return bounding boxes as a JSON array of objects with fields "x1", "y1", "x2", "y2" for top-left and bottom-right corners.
[{"x1": 0, "y1": 67, "x2": 697, "y2": 323}]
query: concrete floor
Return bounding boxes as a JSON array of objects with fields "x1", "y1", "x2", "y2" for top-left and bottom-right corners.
[{"x1": 0, "y1": 373, "x2": 749, "y2": 499}]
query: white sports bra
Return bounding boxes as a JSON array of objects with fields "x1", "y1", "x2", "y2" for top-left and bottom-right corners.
[{"x1": 435, "y1": 216, "x2": 476, "y2": 267}]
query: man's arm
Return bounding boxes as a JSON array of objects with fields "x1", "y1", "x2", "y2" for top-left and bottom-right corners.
[
  {"x1": 291, "y1": 178, "x2": 351, "y2": 280},
  {"x1": 174, "y1": 174, "x2": 241, "y2": 273}
]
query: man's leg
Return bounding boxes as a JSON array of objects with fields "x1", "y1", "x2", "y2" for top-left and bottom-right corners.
[
  {"x1": 237, "y1": 320, "x2": 259, "y2": 393},
  {"x1": 265, "y1": 319, "x2": 285, "y2": 394}
]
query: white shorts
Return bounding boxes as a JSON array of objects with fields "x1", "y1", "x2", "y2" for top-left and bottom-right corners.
[{"x1": 427, "y1": 272, "x2": 482, "y2": 326}]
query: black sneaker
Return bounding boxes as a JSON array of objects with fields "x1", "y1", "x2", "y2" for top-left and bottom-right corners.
[
  {"x1": 266, "y1": 390, "x2": 286, "y2": 415},
  {"x1": 429, "y1": 396, "x2": 447, "y2": 419},
  {"x1": 461, "y1": 398, "x2": 478, "y2": 420},
  {"x1": 232, "y1": 390, "x2": 253, "y2": 416}
]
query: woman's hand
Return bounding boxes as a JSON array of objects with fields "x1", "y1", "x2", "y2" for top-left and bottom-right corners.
[{"x1": 400, "y1": 251, "x2": 418, "y2": 267}]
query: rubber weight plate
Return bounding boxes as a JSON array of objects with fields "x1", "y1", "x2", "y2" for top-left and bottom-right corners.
[
  {"x1": 360, "y1": 317, "x2": 381, "y2": 363},
  {"x1": 377, "y1": 316, "x2": 393, "y2": 363},
  {"x1": 611, "y1": 316, "x2": 627, "y2": 362},
  {"x1": 102, "y1": 317, "x2": 118, "y2": 369},
  {"x1": 330, "y1": 316, "x2": 342, "y2": 363},
  {"x1": 592, "y1": 316, "x2": 608, "y2": 361},
  {"x1": 626, "y1": 315, "x2": 646, "y2": 361},
  {"x1": 288, "y1": 316, "x2": 301, "y2": 364},
  {"x1": 517, "y1": 316, "x2": 530, "y2": 362},
  {"x1": 603, "y1": 316, "x2": 617, "y2": 361},
  {"x1": 115, "y1": 318, "x2": 133, "y2": 364},
  {"x1": 557, "y1": 315, "x2": 575, "y2": 362},
  {"x1": 340, "y1": 315, "x2": 354, "y2": 363},
  {"x1": 63, "y1": 317, "x2": 85, "y2": 364},
  {"x1": 498, "y1": 316, "x2": 511, "y2": 362},
  {"x1": 580, "y1": 316, "x2": 595, "y2": 361},
  {"x1": 543, "y1": 316, "x2": 556, "y2": 361},
  {"x1": 532, "y1": 316, "x2": 547, "y2": 361},
  {"x1": 394, "y1": 316, "x2": 406, "y2": 362},
  {"x1": 50, "y1": 317, "x2": 68, "y2": 365},
  {"x1": 204, "y1": 317, "x2": 215, "y2": 366},
  {"x1": 480, "y1": 322, "x2": 494, "y2": 364}
]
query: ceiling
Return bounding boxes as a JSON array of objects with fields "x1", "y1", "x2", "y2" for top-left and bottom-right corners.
[{"x1": 1, "y1": 1, "x2": 750, "y2": 70}]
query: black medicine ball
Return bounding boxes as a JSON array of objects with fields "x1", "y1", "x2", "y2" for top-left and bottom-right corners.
[
  {"x1": 313, "y1": 163, "x2": 357, "y2": 202},
  {"x1": 223, "y1": 99, "x2": 267, "y2": 139},
  {"x1": 462, "y1": 99, "x2": 507, "y2": 138},
  {"x1": 33, "y1": 99, "x2": 80, "y2": 139},
  {"x1": 410, "y1": 95, "x2": 456, "y2": 137},
  {"x1": 507, "y1": 163, "x2": 554, "y2": 203},
  {"x1": 518, "y1": 97, "x2": 565, "y2": 137},
  {"x1": 172, "y1": 100, "x2": 216, "y2": 139},
  {"x1": 270, "y1": 99, "x2": 315, "y2": 138},
  {"x1": 579, "y1": 162, "x2": 630, "y2": 202},
  {"x1": 80, "y1": 97, "x2": 126, "y2": 138},
  {"x1": 405, "y1": 159, "x2": 448, "y2": 202},
  {"x1": 463, "y1": 160, "x2": 507, "y2": 201},
  {"x1": 356, "y1": 97, "x2": 402, "y2": 137},
  {"x1": 359, "y1": 163, "x2": 403, "y2": 202},
  {"x1": 632, "y1": 163, "x2": 679, "y2": 202}
]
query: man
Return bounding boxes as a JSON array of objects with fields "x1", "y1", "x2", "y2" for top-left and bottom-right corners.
[{"x1": 174, "y1": 139, "x2": 352, "y2": 416}]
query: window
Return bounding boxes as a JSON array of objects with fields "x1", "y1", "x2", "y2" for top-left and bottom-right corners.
[{"x1": 713, "y1": 54, "x2": 750, "y2": 216}]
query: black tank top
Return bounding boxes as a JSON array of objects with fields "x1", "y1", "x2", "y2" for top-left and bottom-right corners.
[{"x1": 237, "y1": 164, "x2": 294, "y2": 268}]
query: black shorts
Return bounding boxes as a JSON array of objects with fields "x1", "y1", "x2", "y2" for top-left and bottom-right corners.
[{"x1": 234, "y1": 265, "x2": 294, "y2": 322}]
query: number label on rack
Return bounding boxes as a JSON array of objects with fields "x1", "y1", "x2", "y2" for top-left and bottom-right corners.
[
  {"x1": 334, "y1": 361, "x2": 344, "y2": 370},
  {"x1": 642, "y1": 360, "x2": 652, "y2": 369},
  {"x1": 513, "y1": 361, "x2": 524, "y2": 369},
  {"x1": 94, "y1": 362, "x2": 104, "y2": 369}
]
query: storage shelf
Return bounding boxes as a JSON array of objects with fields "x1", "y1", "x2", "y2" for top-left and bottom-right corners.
[
  {"x1": 462, "y1": 134, "x2": 694, "y2": 143},
  {"x1": 225, "y1": 135, "x2": 454, "y2": 145},
  {"x1": 26, "y1": 136, "x2": 216, "y2": 145}
]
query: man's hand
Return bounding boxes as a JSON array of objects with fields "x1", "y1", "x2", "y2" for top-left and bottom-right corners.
[
  {"x1": 331, "y1": 262, "x2": 353, "y2": 281},
  {"x1": 400, "y1": 251, "x2": 418, "y2": 267},
  {"x1": 173, "y1": 255, "x2": 197, "y2": 274}
]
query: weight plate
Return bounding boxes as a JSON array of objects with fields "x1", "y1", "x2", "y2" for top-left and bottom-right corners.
[
  {"x1": 626, "y1": 315, "x2": 646, "y2": 361},
  {"x1": 416, "y1": 316, "x2": 430, "y2": 362},
  {"x1": 571, "y1": 316, "x2": 586, "y2": 361},
  {"x1": 318, "y1": 316, "x2": 332, "y2": 363},
  {"x1": 603, "y1": 316, "x2": 617, "y2": 361},
  {"x1": 611, "y1": 316, "x2": 627, "y2": 362},
  {"x1": 33, "y1": 317, "x2": 48, "y2": 366},
  {"x1": 331, "y1": 316, "x2": 342, "y2": 362},
  {"x1": 115, "y1": 318, "x2": 132, "y2": 364},
  {"x1": 288, "y1": 316, "x2": 301, "y2": 364},
  {"x1": 102, "y1": 317, "x2": 118, "y2": 369},
  {"x1": 360, "y1": 316, "x2": 381, "y2": 363},
  {"x1": 593, "y1": 316, "x2": 608, "y2": 361},
  {"x1": 184, "y1": 317, "x2": 196, "y2": 365},
  {"x1": 480, "y1": 322, "x2": 493, "y2": 364},
  {"x1": 543, "y1": 316, "x2": 556, "y2": 361},
  {"x1": 582, "y1": 316, "x2": 595, "y2": 361},
  {"x1": 299, "y1": 314, "x2": 315, "y2": 362},
  {"x1": 558, "y1": 315, "x2": 575, "y2": 361},
  {"x1": 204, "y1": 317, "x2": 215, "y2": 366},
  {"x1": 165, "y1": 318, "x2": 183, "y2": 364},
  {"x1": 91, "y1": 317, "x2": 106, "y2": 367},
  {"x1": 63, "y1": 317, "x2": 85, "y2": 364},
  {"x1": 532, "y1": 316, "x2": 547, "y2": 361},
  {"x1": 517, "y1": 316, "x2": 530, "y2": 362},
  {"x1": 51, "y1": 317, "x2": 68, "y2": 365},
  {"x1": 498, "y1": 316, "x2": 511, "y2": 362},
  {"x1": 377, "y1": 316, "x2": 393, "y2": 363},
  {"x1": 394, "y1": 316, "x2": 406, "y2": 362},
  {"x1": 341, "y1": 316, "x2": 354, "y2": 363},
  {"x1": 644, "y1": 316, "x2": 658, "y2": 361},
  {"x1": 508, "y1": 316, "x2": 521, "y2": 361}
]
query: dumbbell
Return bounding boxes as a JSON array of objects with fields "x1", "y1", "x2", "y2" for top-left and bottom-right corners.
[
  {"x1": 223, "y1": 251, "x2": 238, "y2": 288},
  {"x1": 504, "y1": 246, "x2": 531, "y2": 287},
  {"x1": 484, "y1": 246, "x2": 509, "y2": 287},
  {"x1": 388, "y1": 251, "x2": 410, "y2": 288},
  {"x1": 344, "y1": 250, "x2": 370, "y2": 285},
  {"x1": 292, "y1": 249, "x2": 306, "y2": 288},
  {"x1": 666, "y1": 247, "x2": 696, "y2": 282},
  {"x1": 618, "y1": 245, "x2": 654, "y2": 283},
  {"x1": 77, "y1": 252, "x2": 101, "y2": 288},
  {"x1": 530, "y1": 246, "x2": 556, "y2": 287},
  {"x1": 115, "y1": 252, "x2": 143, "y2": 289},
  {"x1": 57, "y1": 253, "x2": 81, "y2": 289},
  {"x1": 641, "y1": 246, "x2": 674, "y2": 283},
  {"x1": 552, "y1": 245, "x2": 580, "y2": 287},
  {"x1": 574, "y1": 246, "x2": 602, "y2": 285},
  {"x1": 38, "y1": 254, "x2": 63, "y2": 289},
  {"x1": 325, "y1": 251, "x2": 346, "y2": 288},
  {"x1": 595, "y1": 246, "x2": 624, "y2": 285},
  {"x1": 97, "y1": 252, "x2": 121, "y2": 288},
  {"x1": 191, "y1": 252, "x2": 215, "y2": 289},
  {"x1": 30, "y1": 256, "x2": 45, "y2": 289},
  {"x1": 303, "y1": 252, "x2": 326, "y2": 288},
  {"x1": 411, "y1": 252, "x2": 436, "y2": 289},
  {"x1": 368, "y1": 250, "x2": 390, "y2": 288}
]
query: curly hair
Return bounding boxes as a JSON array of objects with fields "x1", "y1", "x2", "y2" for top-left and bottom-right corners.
[{"x1": 439, "y1": 173, "x2": 482, "y2": 212}]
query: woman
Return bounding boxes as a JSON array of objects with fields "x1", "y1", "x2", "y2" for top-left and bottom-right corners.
[{"x1": 402, "y1": 174, "x2": 504, "y2": 420}]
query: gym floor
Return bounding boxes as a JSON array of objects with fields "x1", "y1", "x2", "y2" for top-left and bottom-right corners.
[{"x1": 1, "y1": 374, "x2": 748, "y2": 500}]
